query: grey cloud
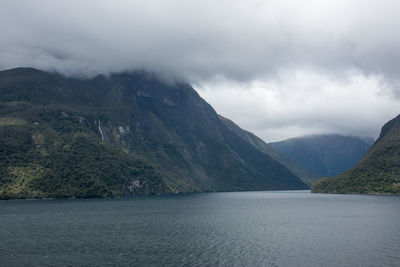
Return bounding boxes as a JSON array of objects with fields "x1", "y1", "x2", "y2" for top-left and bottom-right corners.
[
  {"x1": 2, "y1": 0, "x2": 400, "y2": 141},
  {"x1": 1, "y1": 0, "x2": 400, "y2": 83},
  {"x1": 196, "y1": 70, "x2": 400, "y2": 141}
]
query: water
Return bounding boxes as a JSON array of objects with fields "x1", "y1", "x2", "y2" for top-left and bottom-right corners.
[{"x1": 0, "y1": 191, "x2": 399, "y2": 267}]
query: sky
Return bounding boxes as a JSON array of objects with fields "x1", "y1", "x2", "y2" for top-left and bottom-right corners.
[{"x1": 1, "y1": 0, "x2": 400, "y2": 142}]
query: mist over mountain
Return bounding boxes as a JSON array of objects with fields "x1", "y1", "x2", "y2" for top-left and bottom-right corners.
[
  {"x1": 2, "y1": 1, "x2": 400, "y2": 142},
  {"x1": 270, "y1": 135, "x2": 373, "y2": 178},
  {"x1": 0, "y1": 67, "x2": 306, "y2": 199}
]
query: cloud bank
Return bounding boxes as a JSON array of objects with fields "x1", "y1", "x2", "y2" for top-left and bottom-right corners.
[
  {"x1": 196, "y1": 69, "x2": 399, "y2": 141},
  {"x1": 1, "y1": 0, "x2": 400, "y2": 141},
  {"x1": 2, "y1": 0, "x2": 400, "y2": 81}
]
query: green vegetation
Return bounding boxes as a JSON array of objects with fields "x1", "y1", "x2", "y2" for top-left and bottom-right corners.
[
  {"x1": 0, "y1": 103, "x2": 169, "y2": 199},
  {"x1": 312, "y1": 115, "x2": 400, "y2": 194},
  {"x1": 0, "y1": 67, "x2": 306, "y2": 199}
]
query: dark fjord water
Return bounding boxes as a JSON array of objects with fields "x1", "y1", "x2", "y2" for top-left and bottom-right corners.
[{"x1": 1, "y1": 191, "x2": 399, "y2": 267}]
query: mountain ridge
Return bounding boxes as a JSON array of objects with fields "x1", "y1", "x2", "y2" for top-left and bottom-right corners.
[
  {"x1": 218, "y1": 115, "x2": 316, "y2": 186},
  {"x1": 0, "y1": 67, "x2": 307, "y2": 199}
]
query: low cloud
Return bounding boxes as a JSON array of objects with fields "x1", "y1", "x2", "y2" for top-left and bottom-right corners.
[
  {"x1": 1, "y1": 0, "x2": 400, "y2": 81},
  {"x1": 1, "y1": 0, "x2": 400, "y2": 140},
  {"x1": 196, "y1": 69, "x2": 400, "y2": 141}
]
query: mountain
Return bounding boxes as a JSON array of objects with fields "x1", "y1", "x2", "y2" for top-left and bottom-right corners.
[
  {"x1": 0, "y1": 67, "x2": 306, "y2": 199},
  {"x1": 270, "y1": 134, "x2": 373, "y2": 178},
  {"x1": 219, "y1": 115, "x2": 316, "y2": 186},
  {"x1": 312, "y1": 115, "x2": 400, "y2": 194}
]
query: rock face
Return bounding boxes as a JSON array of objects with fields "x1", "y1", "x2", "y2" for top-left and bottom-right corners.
[
  {"x1": 312, "y1": 115, "x2": 400, "y2": 194},
  {"x1": 0, "y1": 68, "x2": 307, "y2": 199},
  {"x1": 270, "y1": 135, "x2": 373, "y2": 178}
]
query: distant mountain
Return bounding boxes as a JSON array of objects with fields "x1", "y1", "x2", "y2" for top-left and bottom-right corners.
[
  {"x1": 312, "y1": 115, "x2": 400, "y2": 194},
  {"x1": 0, "y1": 68, "x2": 306, "y2": 199},
  {"x1": 270, "y1": 135, "x2": 373, "y2": 178},
  {"x1": 219, "y1": 115, "x2": 316, "y2": 186}
]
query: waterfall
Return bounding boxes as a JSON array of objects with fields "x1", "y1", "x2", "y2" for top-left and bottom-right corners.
[{"x1": 98, "y1": 118, "x2": 104, "y2": 141}]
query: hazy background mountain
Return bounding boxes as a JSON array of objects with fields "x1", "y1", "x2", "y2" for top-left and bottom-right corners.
[
  {"x1": 0, "y1": 68, "x2": 306, "y2": 199},
  {"x1": 270, "y1": 135, "x2": 373, "y2": 178},
  {"x1": 312, "y1": 115, "x2": 400, "y2": 194}
]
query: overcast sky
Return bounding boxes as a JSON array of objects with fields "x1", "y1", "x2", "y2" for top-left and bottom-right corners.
[{"x1": 1, "y1": 0, "x2": 400, "y2": 141}]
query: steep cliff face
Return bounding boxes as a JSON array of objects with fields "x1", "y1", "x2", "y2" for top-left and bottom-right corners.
[
  {"x1": 0, "y1": 68, "x2": 306, "y2": 199},
  {"x1": 312, "y1": 115, "x2": 400, "y2": 194}
]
